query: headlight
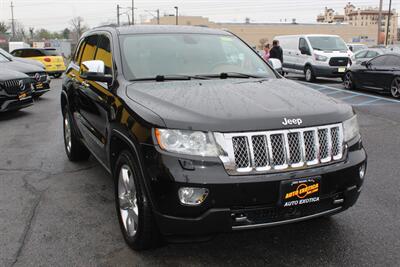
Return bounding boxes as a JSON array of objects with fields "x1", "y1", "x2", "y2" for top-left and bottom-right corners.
[
  {"x1": 343, "y1": 115, "x2": 359, "y2": 142},
  {"x1": 155, "y1": 129, "x2": 220, "y2": 157},
  {"x1": 315, "y1": 54, "x2": 328, "y2": 62}
]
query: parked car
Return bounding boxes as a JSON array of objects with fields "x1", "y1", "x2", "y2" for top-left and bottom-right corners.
[
  {"x1": 0, "y1": 47, "x2": 45, "y2": 68},
  {"x1": 346, "y1": 43, "x2": 368, "y2": 53},
  {"x1": 0, "y1": 53, "x2": 50, "y2": 98},
  {"x1": 0, "y1": 67, "x2": 34, "y2": 112},
  {"x1": 62, "y1": 25, "x2": 367, "y2": 250},
  {"x1": 275, "y1": 34, "x2": 352, "y2": 82},
  {"x1": 351, "y1": 48, "x2": 387, "y2": 65},
  {"x1": 11, "y1": 48, "x2": 66, "y2": 78},
  {"x1": 344, "y1": 53, "x2": 400, "y2": 98}
]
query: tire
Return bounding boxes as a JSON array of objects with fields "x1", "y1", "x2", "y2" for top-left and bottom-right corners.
[
  {"x1": 114, "y1": 150, "x2": 161, "y2": 250},
  {"x1": 343, "y1": 72, "x2": 356, "y2": 90},
  {"x1": 390, "y1": 77, "x2": 400, "y2": 99},
  {"x1": 62, "y1": 107, "x2": 90, "y2": 162},
  {"x1": 304, "y1": 66, "x2": 316, "y2": 82},
  {"x1": 53, "y1": 73, "x2": 62, "y2": 78}
]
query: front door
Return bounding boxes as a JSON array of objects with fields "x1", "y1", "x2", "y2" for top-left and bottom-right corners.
[{"x1": 74, "y1": 34, "x2": 114, "y2": 165}]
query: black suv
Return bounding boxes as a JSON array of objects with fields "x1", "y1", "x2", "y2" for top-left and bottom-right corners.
[{"x1": 61, "y1": 26, "x2": 367, "y2": 250}]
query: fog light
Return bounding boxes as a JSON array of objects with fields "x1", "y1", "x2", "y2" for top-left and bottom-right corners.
[
  {"x1": 178, "y1": 187, "x2": 209, "y2": 206},
  {"x1": 359, "y1": 163, "x2": 366, "y2": 179}
]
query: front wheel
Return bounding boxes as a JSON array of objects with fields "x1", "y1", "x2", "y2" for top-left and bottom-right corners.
[
  {"x1": 390, "y1": 77, "x2": 400, "y2": 99},
  {"x1": 343, "y1": 72, "x2": 356, "y2": 90},
  {"x1": 304, "y1": 66, "x2": 316, "y2": 82},
  {"x1": 115, "y1": 150, "x2": 161, "y2": 250}
]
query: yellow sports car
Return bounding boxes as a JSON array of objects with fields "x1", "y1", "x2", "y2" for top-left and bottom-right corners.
[{"x1": 11, "y1": 48, "x2": 66, "y2": 78}]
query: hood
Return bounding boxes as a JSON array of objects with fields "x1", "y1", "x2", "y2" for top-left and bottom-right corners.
[
  {"x1": 0, "y1": 60, "x2": 45, "y2": 74},
  {"x1": 125, "y1": 78, "x2": 353, "y2": 132},
  {"x1": 0, "y1": 68, "x2": 29, "y2": 81},
  {"x1": 13, "y1": 57, "x2": 45, "y2": 68}
]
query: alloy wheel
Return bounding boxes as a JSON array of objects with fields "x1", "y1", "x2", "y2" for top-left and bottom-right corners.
[
  {"x1": 64, "y1": 117, "x2": 72, "y2": 154},
  {"x1": 306, "y1": 69, "x2": 312, "y2": 81},
  {"x1": 391, "y1": 78, "x2": 400, "y2": 98},
  {"x1": 118, "y1": 165, "x2": 139, "y2": 237},
  {"x1": 344, "y1": 72, "x2": 353, "y2": 89}
]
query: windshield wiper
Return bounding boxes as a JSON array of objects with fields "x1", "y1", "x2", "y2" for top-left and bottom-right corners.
[
  {"x1": 130, "y1": 74, "x2": 209, "y2": 82},
  {"x1": 199, "y1": 72, "x2": 265, "y2": 79}
]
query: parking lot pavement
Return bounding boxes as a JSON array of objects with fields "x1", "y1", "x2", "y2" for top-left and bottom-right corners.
[
  {"x1": 288, "y1": 74, "x2": 400, "y2": 106},
  {"x1": 1, "y1": 78, "x2": 400, "y2": 266}
]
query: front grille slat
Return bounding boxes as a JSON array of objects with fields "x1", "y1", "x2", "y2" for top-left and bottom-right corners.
[
  {"x1": 222, "y1": 124, "x2": 344, "y2": 175},
  {"x1": 329, "y1": 57, "x2": 349, "y2": 66},
  {"x1": 0, "y1": 79, "x2": 29, "y2": 95}
]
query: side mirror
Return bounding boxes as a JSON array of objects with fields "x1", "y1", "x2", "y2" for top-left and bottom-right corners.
[
  {"x1": 300, "y1": 47, "x2": 310, "y2": 55},
  {"x1": 361, "y1": 61, "x2": 370, "y2": 68},
  {"x1": 268, "y1": 58, "x2": 282, "y2": 71},
  {"x1": 80, "y1": 60, "x2": 112, "y2": 83}
]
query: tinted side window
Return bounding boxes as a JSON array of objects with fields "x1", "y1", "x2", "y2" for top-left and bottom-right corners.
[
  {"x1": 299, "y1": 38, "x2": 309, "y2": 51},
  {"x1": 95, "y1": 35, "x2": 112, "y2": 75},
  {"x1": 22, "y1": 49, "x2": 44, "y2": 57},
  {"x1": 12, "y1": 50, "x2": 20, "y2": 57},
  {"x1": 355, "y1": 51, "x2": 367, "y2": 59},
  {"x1": 74, "y1": 39, "x2": 86, "y2": 64},
  {"x1": 386, "y1": 56, "x2": 400, "y2": 67},
  {"x1": 369, "y1": 55, "x2": 389, "y2": 66},
  {"x1": 366, "y1": 51, "x2": 379, "y2": 58},
  {"x1": 80, "y1": 35, "x2": 98, "y2": 66}
]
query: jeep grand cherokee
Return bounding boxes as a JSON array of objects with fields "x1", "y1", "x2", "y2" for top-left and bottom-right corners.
[{"x1": 61, "y1": 25, "x2": 367, "y2": 250}]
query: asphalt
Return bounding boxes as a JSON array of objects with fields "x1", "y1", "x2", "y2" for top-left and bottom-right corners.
[{"x1": 0, "y1": 78, "x2": 399, "y2": 267}]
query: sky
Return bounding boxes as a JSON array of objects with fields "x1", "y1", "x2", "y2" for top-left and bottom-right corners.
[{"x1": 0, "y1": 0, "x2": 399, "y2": 31}]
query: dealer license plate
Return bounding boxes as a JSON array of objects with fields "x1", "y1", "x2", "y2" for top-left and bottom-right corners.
[
  {"x1": 338, "y1": 67, "x2": 346, "y2": 73},
  {"x1": 279, "y1": 177, "x2": 320, "y2": 207}
]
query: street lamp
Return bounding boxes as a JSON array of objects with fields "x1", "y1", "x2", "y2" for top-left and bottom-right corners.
[{"x1": 174, "y1": 6, "x2": 178, "y2": 25}]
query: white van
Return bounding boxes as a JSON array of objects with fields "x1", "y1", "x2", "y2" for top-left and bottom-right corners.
[{"x1": 275, "y1": 34, "x2": 352, "y2": 82}]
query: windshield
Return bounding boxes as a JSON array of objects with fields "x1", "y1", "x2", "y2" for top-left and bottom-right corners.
[
  {"x1": 120, "y1": 33, "x2": 275, "y2": 80},
  {"x1": 308, "y1": 36, "x2": 348, "y2": 51},
  {"x1": 0, "y1": 53, "x2": 10, "y2": 62}
]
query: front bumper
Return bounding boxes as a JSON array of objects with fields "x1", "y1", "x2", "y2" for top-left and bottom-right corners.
[
  {"x1": 313, "y1": 65, "x2": 347, "y2": 78},
  {"x1": 142, "y1": 138, "x2": 366, "y2": 237},
  {"x1": 0, "y1": 92, "x2": 33, "y2": 112}
]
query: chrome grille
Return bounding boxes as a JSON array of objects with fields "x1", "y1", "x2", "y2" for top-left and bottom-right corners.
[
  {"x1": 232, "y1": 136, "x2": 250, "y2": 169},
  {"x1": 0, "y1": 79, "x2": 28, "y2": 95},
  {"x1": 217, "y1": 124, "x2": 344, "y2": 175}
]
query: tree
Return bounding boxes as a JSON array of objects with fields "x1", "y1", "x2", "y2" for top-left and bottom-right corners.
[
  {"x1": 69, "y1": 17, "x2": 88, "y2": 43},
  {"x1": 0, "y1": 22, "x2": 8, "y2": 34},
  {"x1": 62, "y1": 28, "x2": 71, "y2": 39}
]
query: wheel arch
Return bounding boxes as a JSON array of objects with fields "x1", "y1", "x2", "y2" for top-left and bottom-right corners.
[
  {"x1": 61, "y1": 89, "x2": 68, "y2": 114},
  {"x1": 109, "y1": 129, "x2": 155, "y2": 207}
]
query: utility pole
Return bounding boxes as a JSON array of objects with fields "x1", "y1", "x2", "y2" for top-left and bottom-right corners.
[
  {"x1": 385, "y1": 0, "x2": 393, "y2": 45},
  {"x1": 10, "y1": 1, "x2": 15, "y2": 38},
  {"x1": 157, "y1": 9, "x2": 160, "y2": 24},
  {"x1": 377, "y1": 0, "x2": 383, "y2": 45},
  {"x1": 174, "y1": 6, "x2": 178, "y2": 25},
  {"x1": 117, "y1": 4, "x2": 120, "y2": 26},
  {"x1": 132, "y1": 0, "x2": 135, "y2": 25}
]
